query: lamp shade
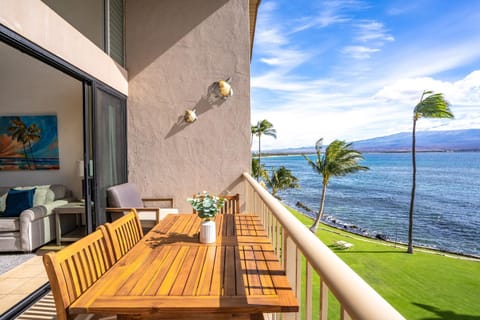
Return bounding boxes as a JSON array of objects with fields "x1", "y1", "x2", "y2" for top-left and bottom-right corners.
[{"x1": 77, "y1": 160, "x2": 84, "y2": 178}]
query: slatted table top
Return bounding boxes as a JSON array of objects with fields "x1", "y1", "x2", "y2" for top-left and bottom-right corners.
[{"x1": 69, "y1": 214, "x2": 298, "y2": 318}]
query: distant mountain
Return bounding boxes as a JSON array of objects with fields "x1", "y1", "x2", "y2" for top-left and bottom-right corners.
[
  {"x1": 352, "y1": 129, "x2": 480, "y2": 152},
  {"x1": 262, "y1": 129, "x2": 480, "y2": 154}
]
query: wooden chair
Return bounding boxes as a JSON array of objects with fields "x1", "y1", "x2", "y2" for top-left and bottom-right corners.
[
  {"x1": 192, "y1": 194, "x2": 240, "y2": 214},
  {"x1": 104, "y1": 209, "x2": 143, "y2": 262},
  {"x1": 42, "y1": 226, "x2": 115, "y2": 320},
  {"x1": 220, "y1": 194, "x2": 240, "y2": 214}
]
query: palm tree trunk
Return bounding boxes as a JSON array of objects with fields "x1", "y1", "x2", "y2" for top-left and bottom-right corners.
[
  {"x1": 28, "y1": 141, "x2": 36, "y2": 170},
  {"x1": 408, "y1": 118, "x2": 417, "y2": 254},
  {"x1": 22, "y1": 145, "x2": 30, "y2": 169},
  {"x1": 310, "y1": 182, "x2": 328, "y2": 233}
]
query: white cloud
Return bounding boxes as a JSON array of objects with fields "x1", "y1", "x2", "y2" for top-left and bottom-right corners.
[
  {"x1": 355, "y1": 21, "x2": 394, "y2": 43},
  {"x1": 288, "y1": 0, "x2": 369, "y2": 33},
  {"x1": 342, "y1": 46, "x2": 380, "y2": 59},
  {"x1": 251, "y1": 1, "x2": 480, "y2": 150},
  {"x1": 253, "y1": 70, "x2": 480, "y2": 150},
  {"x1": 374, "y1": 71, "x2": 480, "y2": 107}
]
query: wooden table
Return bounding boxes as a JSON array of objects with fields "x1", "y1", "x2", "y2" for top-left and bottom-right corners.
[
  {"x1": 69, "y1": 214, "x2": 298, "y2": 319},
  {"x1": 54, "y1": 202, "x2": 86, "y2": 245}
]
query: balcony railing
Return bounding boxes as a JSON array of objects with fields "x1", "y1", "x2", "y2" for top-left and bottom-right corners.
[{"x1": 243, "y1": 172, "x2": 405, "y2": 320}]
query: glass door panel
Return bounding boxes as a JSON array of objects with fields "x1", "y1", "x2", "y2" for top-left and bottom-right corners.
[{"x1": 93, "y1": 85, "x2": 127, "y2": 225}]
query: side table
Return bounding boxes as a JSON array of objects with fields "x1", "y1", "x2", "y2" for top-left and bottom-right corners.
[{"x1": 54, "y1": 202, "x2": 86, "y2": 245}]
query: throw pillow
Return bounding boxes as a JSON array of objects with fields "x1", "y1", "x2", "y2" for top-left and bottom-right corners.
[
  {"x1": 3, "y1": 188, "x2": 36, "y2": 217},
  {"x1": 0, "y1": 192, "x2": 7, "y2": 213},
  {"x1": 14, "y1": 185, "x2": 51, "y2": 206},
  {"x1": 45, "y1": 189, "x2": 55, "y2": 203}
]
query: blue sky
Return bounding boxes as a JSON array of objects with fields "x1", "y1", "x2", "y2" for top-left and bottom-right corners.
[{"x1": 251, "y1": 0, "x2": 480, "y2": 149}]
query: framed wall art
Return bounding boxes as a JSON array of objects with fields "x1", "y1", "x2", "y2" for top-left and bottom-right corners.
[{"x1": 0, "y1": 115, "x2": 59, "y2": 170}]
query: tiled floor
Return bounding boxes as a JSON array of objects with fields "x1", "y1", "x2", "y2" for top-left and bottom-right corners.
[
  {"x1": 0, "y1": 255, "x2": 48, "y2": 315},
  {"x1": 0, "y1": 243, "x2": 65, "y2": 316}
]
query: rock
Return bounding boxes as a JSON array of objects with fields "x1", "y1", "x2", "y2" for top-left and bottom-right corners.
[{"x1": 376, "y1": 234, "x2": 388, "y2": 241}]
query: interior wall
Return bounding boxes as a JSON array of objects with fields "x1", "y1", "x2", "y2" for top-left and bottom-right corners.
[
  {"x1": 0, "y1": 42, "x2": 84, "y2": 199},
  {"x1": 125, "y1": 0, "x2": 251, "y2": 212}
]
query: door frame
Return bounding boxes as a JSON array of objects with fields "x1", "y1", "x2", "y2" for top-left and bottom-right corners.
[
  {"x1": 0, "y1": 25, "x2": 127, "y2": 233},
  {"x1": 0, "y1": 21, "x2": 127, "y2": 320}
]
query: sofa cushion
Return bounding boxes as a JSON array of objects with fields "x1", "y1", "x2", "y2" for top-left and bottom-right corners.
[
  {"x1": 0, "y1": 217, "x2": 20, "y2": 232},
  {"x1": 0, "y1": 192, "x2": 7, "y2": 212},
  {"x1": 46, "y1": 189, "x2": 55, "y2": 203},
  {"x1": 50, "y1": 184, "x2": 69, "y2": 200},
  {"x1": 4, "y1": 189, "x2": 35, "y2": 217}
]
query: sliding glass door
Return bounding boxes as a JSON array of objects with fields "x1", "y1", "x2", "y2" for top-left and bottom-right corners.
[{"x1": 92, "y1": 85, "x2": 127, "y2": 225}]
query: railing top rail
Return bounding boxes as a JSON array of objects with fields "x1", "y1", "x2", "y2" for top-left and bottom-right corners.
[{"x1": 243, "y1": 172, "x2": 405, "y2": 320}]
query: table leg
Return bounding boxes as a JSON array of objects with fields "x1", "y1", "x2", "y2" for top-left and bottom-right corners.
[{"x1": 55, "y1": 213, "x2": 61, "y2": 246}]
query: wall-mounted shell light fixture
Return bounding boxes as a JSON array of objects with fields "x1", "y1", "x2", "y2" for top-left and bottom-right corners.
[
  {"x1": 184, "y1": 109, "x2": 197, "y2": 123},
  {"x1": 212, "y1": 77, "x2": 233, "y2": 99}
]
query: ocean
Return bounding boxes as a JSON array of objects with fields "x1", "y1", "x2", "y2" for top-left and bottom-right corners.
[{"x1": 261, "y1": 152, "x2": 480, "y2": 257}]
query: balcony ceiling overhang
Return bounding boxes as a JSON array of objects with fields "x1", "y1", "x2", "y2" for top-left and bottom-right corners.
[{"x1": 249, "y1": 0, "x2": 260, "y2": 59}]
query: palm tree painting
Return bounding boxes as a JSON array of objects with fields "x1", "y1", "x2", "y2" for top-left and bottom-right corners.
[{"x1": 0, "y1": 115, "x2": 59, "y2": 170}]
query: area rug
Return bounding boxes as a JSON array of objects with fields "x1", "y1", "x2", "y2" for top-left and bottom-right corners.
[{"x1": 0, "y1": 253, "x2": 37, "y2": 275}]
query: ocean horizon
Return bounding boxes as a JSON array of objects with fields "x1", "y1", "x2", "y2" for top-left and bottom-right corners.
[{"x1": 261, "y1": 151, "x2": 480, "y2": 257}]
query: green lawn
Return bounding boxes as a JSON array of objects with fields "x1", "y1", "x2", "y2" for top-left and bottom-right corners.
[{"x1": 286, "y1": 207, "x2": 480, "y2": 320}]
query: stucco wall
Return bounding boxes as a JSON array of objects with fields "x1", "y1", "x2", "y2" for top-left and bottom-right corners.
[
  {"x1": 0, "y1": 42, "x2": 83, "y2": 198},
  {"x1": 125, "y1": 0, "x2": 251, "y2": 212}
]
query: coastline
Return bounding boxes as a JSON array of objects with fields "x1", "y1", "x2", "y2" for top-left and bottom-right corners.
[
  {"x1": 290, "y1": 204, "x2": 480, "y2": 260},
  {"x1": 262, "y1": 152, "x2": 479, "y2": 259},
  {"x1": 257, "y1": 149, "x2": 480, "y2": 158}
]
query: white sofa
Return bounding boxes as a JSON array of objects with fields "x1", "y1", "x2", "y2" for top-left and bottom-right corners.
[{"x1": 0, "y1": 184, "x2": 75, "y2": 252}]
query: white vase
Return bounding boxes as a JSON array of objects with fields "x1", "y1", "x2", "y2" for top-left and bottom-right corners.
[{"x1": 200, "y1": 220, "x2": 216, "y2": 244}]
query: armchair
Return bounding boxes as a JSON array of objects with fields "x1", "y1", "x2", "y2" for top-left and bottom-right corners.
[{"x1": 106, "y1": 183, "x2": 176, "y2": 228}]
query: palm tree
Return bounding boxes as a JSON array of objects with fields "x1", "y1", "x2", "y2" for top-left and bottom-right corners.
[
  {"x1": 265, "y1": 166, "x2": 299, "y2": 199},
  {"x1": 8, "y1": 117, "x2": 30, "y2": 168},
  {"x1": 251, "y1": 120, "x2": 277, "y2": 180},
  {"x1": 24, "y1": 123, "x2": 41, "y2": 169},
  {"x1": 408, "y1": 91, "x2": 453, "y2": 254},
  {"x1": 252, "y1": 158, "x2": 267, "y2": 181},
  {"x1": 304, "y1": 138, "x2": 369, "y2": 233}
]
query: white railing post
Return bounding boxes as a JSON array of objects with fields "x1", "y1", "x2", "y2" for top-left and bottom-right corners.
[
  {"x1": 306, "y1": 263, "x2": 313, "y2": 320},
  {"x1": 242, "y1": 172, "x2": 405, "y2": 320},
  {"x1": 320, "y1": 280, "x2": 328, "y2": 320}
]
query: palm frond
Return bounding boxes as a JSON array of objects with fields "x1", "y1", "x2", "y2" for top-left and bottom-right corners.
[
  {"x1": 252, "y1": 119, "x2": 277, "y2": 139},
  {"x1": 414, "y1": 93, "x2": 454, "y2": 119}
]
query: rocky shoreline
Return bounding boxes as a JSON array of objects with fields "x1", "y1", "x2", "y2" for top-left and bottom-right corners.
[{"x1": 294, "y1": 201, "x2": 480, "y2": 260}]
